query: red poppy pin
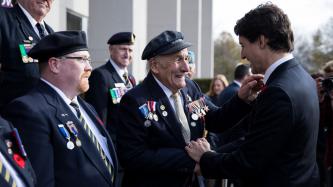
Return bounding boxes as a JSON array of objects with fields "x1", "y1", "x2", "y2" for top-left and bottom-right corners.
[{"x1": 13, "y1": 153, "x2": 26, "y2": 168}]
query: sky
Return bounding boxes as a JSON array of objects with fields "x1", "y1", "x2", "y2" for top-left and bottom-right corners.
[{"x1": 213, "y1": 0, "x2": 333, "y2": 40}]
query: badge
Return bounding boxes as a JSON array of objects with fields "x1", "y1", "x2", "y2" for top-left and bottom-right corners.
[
  {"x1": 191, "y1": 113, "x2": 199, "y2": 121},
  {"x1": 67, "y1": 141, "x2": 75, "y2": 150},
  {"x1": 28, "y1": 36, "x2": 33, "y2": 41},
  {"x1": 148, "y1": 112, "x2": 153, "y2": 120},
  {"x1": 162, "y1": 111, "x2": 168, "y2": 117},
  {"x1": 190, "y1": 122, "x2": 196, "y2": 127},
  {"x1": 153, "y1": 114, "x2": 159, "y2": 121},
  {"x1": 58, "y1": 124, "x2": 75, "y2": 150},
  {"x1": 5, "y1": 140, "x2": 13, "y2": 155},
  {"x1": 144, "y1": 120, "x2": 151, "y2": 127},
  {"x1": 160, "y1": 105, "x2": 165, "y2": 110},
  {"x1": 139, "y1": 103, "x2": 149, "y2": 119},
  {"x1": 66, "y1": 121, "x2": 82, "y2": 147}
]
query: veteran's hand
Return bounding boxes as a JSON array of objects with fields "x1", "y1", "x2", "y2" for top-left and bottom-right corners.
[
  {"x1": 238, "y1": 74, "x2": 264, "y2": 102},
  {"x1": 185, "y1": 138, "x2": 211, "y2": 162}
]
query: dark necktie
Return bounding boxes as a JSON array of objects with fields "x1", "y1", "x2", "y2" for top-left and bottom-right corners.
[
  {"x1": 36, "y1": 23, "x2": 46, "y2": 38},
  {"x1": 0, "y1": 158, "x2": 17, "y2": 187},
  {"x1": 70, "y1": 102, "x2": 114, "y2": 181},
  {"x1": 122, "y1": 72, "x2": 132, "y2": 88}
]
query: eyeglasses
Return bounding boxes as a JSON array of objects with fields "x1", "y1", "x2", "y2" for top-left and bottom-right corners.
[{"x1": 59, "y1": 56, "x2": 92, "y2": 65}]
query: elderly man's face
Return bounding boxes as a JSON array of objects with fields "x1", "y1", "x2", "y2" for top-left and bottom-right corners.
[
  {"x1": 151, "y1": 48, "x2": 190, "y2": 93},
  {"x1": 18, "y1": 0, "x2": 53, "y2": 21},
  {"x1": 58, "y1": 51, "x2": 92, "y2": 95},
  {"x1": 109, "y1": 44, "x2": 133, "y2": 69}
]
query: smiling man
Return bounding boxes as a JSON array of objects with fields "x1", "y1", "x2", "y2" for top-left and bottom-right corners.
[
  {"x1": 116, "y1": 30, "x2": 260, "y2": 187},
  {"x1": 185, "y1": 3, "x2": 320, "y2": 187},
  {"x1": 3, "y1": 31, "x2": 118, "y2": 187},
  {"x1": 0, "y1": 0, "x2": 54, "y2": 111}
]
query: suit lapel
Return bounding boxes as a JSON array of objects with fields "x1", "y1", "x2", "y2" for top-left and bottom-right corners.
[
  {"x1": 38, "y1": 82, "x2": 113, "y2": 186},
  {"x1": 144, "y1": 73, "x2": 185, "y2": 144},
  {"x1": 14, "y1": 5, "x2": 40, "y2": 41},
  {"x1": 106, "y1": 62, "x2": 125, "y2": 85}
]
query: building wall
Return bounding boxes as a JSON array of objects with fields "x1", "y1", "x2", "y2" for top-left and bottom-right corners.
[{"x1": 16, "y1": 0, "x2": 213, "y2": 81}]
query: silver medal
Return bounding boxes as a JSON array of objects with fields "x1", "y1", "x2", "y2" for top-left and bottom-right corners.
[
  {"x1": 144, "y1": 120, "x2": 151, "y2": 127},
  {"x1": 191, "y1": 113, "x2": 199, "y2": 121},
  {"x1": 162, "y1": 111, "x2": 168, "y2": 117},
  {"x1": 67, "y1": 141, "x2": 75, "y2": 150},
  {"x1": 153, "y1": 114, "x2": 159, "y2": 121}
]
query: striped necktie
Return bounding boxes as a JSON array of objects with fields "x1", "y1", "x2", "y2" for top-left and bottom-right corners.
[
  {"x1": 122, "y1": 72, "x2": 132, "y2": 88},
  {"x1": 0, "y1": 159, "x2": 17, "y2": 187},
  {"x1": 171, "y1": 92, "x2": 191, "y2": 144},
  {"x1": 70, "y1": 102, "x2": 114, "y2": 181}
]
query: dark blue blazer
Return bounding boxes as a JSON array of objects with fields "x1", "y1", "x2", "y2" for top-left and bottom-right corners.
[
  {"x1": 0, "y1": 4, "x2": 54, "y2": 109},
  {"x1": 217, "y1": 82, "x2": 240, "y2": 106},
  {"x1": 0, "y1": 116, "x2": 36, "y2": 187},
  {"x1": 202, "y1": 59, "x2": 320, "y2": 187},
  {"x1": 3, "y1": 81, "x2": 118, "y2": 187},
  {"x1": 85, "y1": 61, "x2": 136, "y2": 143},
  {"x1": 117, "y1": 72, "x2": 249, "y2": 187}
]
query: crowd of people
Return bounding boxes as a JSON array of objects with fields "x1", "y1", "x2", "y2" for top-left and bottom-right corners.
[{"x1": 0, "y1": 1, "x2": 331, "y2": 187}]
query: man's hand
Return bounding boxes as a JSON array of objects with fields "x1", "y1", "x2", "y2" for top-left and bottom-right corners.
[
  {"x1": 238, "y1": 74, "x2": 264, "y2": 102},
  {"x1": 185, "y1": 138, "x2": 211, "y2": 162},
  {"x1": 194, "y1": 164, "x2": 202, "y2": 176}
]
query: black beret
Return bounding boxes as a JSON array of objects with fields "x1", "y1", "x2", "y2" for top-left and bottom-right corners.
[
  {"x1": 28, "y1": 31, "x2": 88, "y2": 62},
  {"x1": 107, "y1": 32, "x2": 135, "y2": 45},
  {"x1": 141, "y1": 30, "x2": 192, "y2": 60}
]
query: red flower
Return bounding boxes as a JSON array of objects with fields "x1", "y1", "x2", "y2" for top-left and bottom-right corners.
[
  {"x1": 13, "y1": 153, "x2": 25, "y2": 168},
  {"x1": 260, "y1": 85, "x2": 267, "y2": 92}
]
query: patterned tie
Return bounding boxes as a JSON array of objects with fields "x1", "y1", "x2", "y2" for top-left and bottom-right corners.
[
  {"x1": 171, "y1": 92, "x2": 191, "y2": 144},
  {"x1": 70, "y1": 102, "x2": 114, "y2": 181},
  {"x1": 122, "y1": 72, "x2": 132, "y2": 88},
  {"x1": 0, "y1": 159, "x2": 17, "y2": 187},
  {"x1": 35, "y1": 23, "x2": 46, "y2": 38}
]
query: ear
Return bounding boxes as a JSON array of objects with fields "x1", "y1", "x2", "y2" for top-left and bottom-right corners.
[
  {"x1": 149, "y1": 58, "x2": 160, "y2": 74},
  {"x1": 258, "y1": 35, "x2": 268, "y2": 49},
  {"x1": 48, "y1": 58, "x2": 61, "y2": 74}
]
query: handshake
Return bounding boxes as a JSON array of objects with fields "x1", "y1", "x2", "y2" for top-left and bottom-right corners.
[{"x1": 185, "y1": 138, "x2": 212, "y2": 175}]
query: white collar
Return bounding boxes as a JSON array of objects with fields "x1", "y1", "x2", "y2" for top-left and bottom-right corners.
[
  {"x1": 18, "y1": 3, "x2": 45, "y2": 29},
  {"x1": 263, "y1": 53, "x2": 294, "y2": 84},
  {"x1": 40, "y1": 78, "x2": 78, "y2": 105},
  {"x1": 109, "y1": 59, "x2": 127, "y2": 81},
  {"x1": 153, "y1": 75, "x2": 174, "y2": 98}
]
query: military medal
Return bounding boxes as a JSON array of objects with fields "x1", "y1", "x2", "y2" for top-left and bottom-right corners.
[
  {"x1": 144, "y1": 120, "x2": 151, "y2": 127},
  {"x1": 190, "y1": 122, "x2": 196, "y2": 127},
  {"x1": 162, "y1": 111, "x2": 168, "y2": 117},
  {"x1": 5, "y1": 140, "x2": 13, "y2": 155},
  {"x1": 110, "y1": 88, "x2": 118, "y2": 104},
  {"x1": 139, "y1": 103, "x2": 149, "y2": 119},
  {"x1": 58, "y1": 124, "x2": 75, "y2": 150},
  {"x1": 66, "y1": 121, "x2": 82, "y2": 147},
  {"x1": 191, "y1": 113, "x2": 199, "y2": 121},
  {"x1": 153, "y1": 114, "x2": 158, "y2": 121}
]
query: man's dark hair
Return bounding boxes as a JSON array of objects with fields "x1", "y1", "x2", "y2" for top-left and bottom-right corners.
[
  {"x1": 234, "y1": 2, "x2": 294, "y2": 52},
  {"x1": 234, "y1": 64, "x2": 250, "y2": 80}
]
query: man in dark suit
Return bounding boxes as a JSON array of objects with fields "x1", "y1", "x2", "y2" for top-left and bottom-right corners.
[
  {"x1": 85, "y1": 32, "x2": 136, "y2": 142},
  {"x1": 0, "y1": 115, "x2": 36, "y2": 187},
  {"x1": 186, "y1": 3, "x2": 320, "y2": 187},
  {"x1": 116, "y1": 30, "x2": 259, "y2": 187},
  {"x1": 218, "y1": 64, "x2": 250, "y2": 106},
  {"x1": 0, "y1": 0, "x2": 54, "y2": 111},
  {"x1": 3, "y1": 31, "x2": 118, "y2": 187}
]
